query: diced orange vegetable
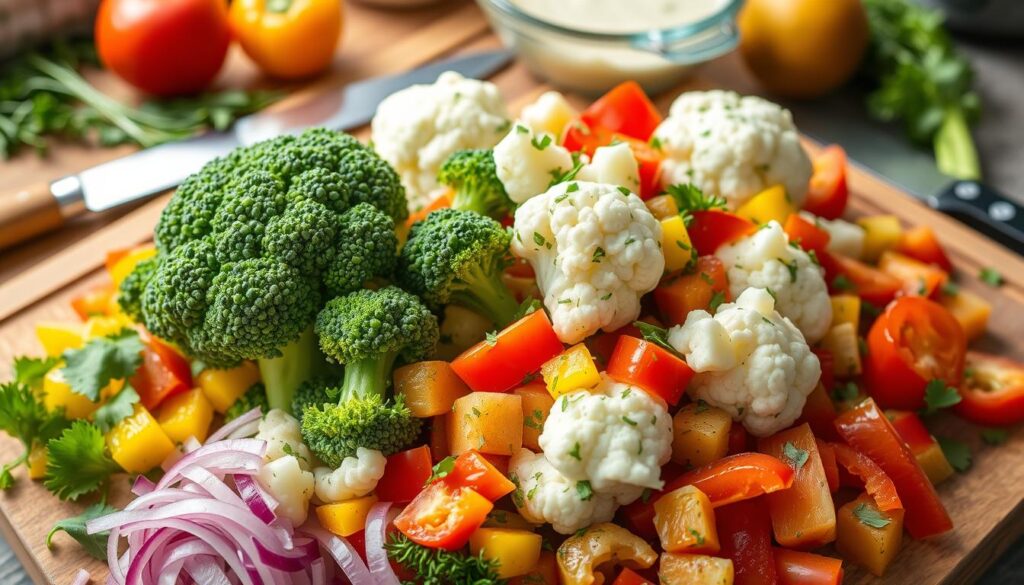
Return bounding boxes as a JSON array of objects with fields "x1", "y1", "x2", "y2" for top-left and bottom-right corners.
[
  {"x1": 835, "y1": 494, "x2": 904, "y2": 577},
  {"x1": 939, "y1": 288, "x2": 991, "y2": 342},
  {"x1": 107, "y1": 404, "x2": 176, "y2": 473},
  {"x1": 796, "y1": 384, "x2": 839, "y2": 442},
  {"x1": 654, "y1": 485, "x2": 720, "y2": 554},
  {"x1": 156, "y1": 387, "x2": 215, "y2": 443},
  {"x1": 773, "y1": 548, "x2": 843, "y2": 585},
  {"x1": 510, "y1": 551, "x2": 559, "y2": 585},
  {"x1": 816, "y1": 439, "x2": 840, "y2": 493},
  {"x1": 659, "y1": 553, "x2": 734, "y2": 585},
  {"x1": 540, "y1": 344, "x2": 601, "y2": 398},
  {"x1": 406, "y1": 188, "x2": 453, "y2": 228},
  {"x1": 645, "y1": 194, "x2": 679, "y2": 220},
  {"x1": 430, "y1": 415, "x2": 450, "y2": 462},
  {"x1": 735, "y1": 185, "x2": 795, "y2": 226},
  {"x1": 470, "y1": 528, "x2": 543, "y2": 578},
  {"x1": 653, "y1": 256, "x2": 729, "y2": 326},
  {"x1": 821, "y1": 322, "x2": 861, "y2": 378},
  {"x1": 915, "y1": 442, "x2": 955, "y2": 486},
  {"x1": 35, "y1": 322, "x2": 84, "y2": 358},
  {"x1": 829, "y1": 294, "x2": 860, "y2": 331},
  {"x1": 856, "y1": 215, "x2": 902, "y2": 262},
  {"x1": 514, "y1": 384, "x2": 554, "y2": 451},
  {"x1": 671, "y1": 401, "x2": 732, "y2": 468},
  {"x1": 394, "y1": 361, "x2": 471, "y2": 418},
  {"x1": 449, "y1": 393, "x2": 524, "y2": 456},
  {"x1": 484, "y1": 510, "x2": 535, "y2": 530},
  {"x1": 757, "y1": 424, "x2": 837, "y2": 548},
  {"x1": 661, "y1": 215, "x2": 696, "y2": 273},
  {"x1": 878, "y1": 251, "x2": 947, "y2": 297},
  {"x1": 896, "y1": 226, "x2": 953, "y2": 272},
  {"x1": 197, "y1": 362, "x2": 261, "y2": 413},
  {"x1": 316, "y1": 495, "x2": 378, "y2": 537},
  {"x1": 71, "y1": 284, "x2": 115, "y2": 321}
]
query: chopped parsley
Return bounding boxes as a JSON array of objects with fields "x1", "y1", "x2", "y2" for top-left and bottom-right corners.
[
  {"x1": 921, "y1": 379, "x2": 961, "y2": 415},
  {"x1": 782, "y1": 441, "x2": 809, "y2": 469},
  {"x1": 854, "y1": 503, "x2": 891, "y2": 529},
  {"x1": 979, "y1": 267, "x2": 1003, "y2": 287},
  {"x1": 575, "y1": 480, "x2": 593, "y2": 501},
  {"x1": 937, "y1": 436, "x2": 971, "y2": 472}
]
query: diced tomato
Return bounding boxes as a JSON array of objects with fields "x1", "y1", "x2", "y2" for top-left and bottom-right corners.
[
  {"x1": 451, "y1": 310, "x2": 563, "y2": 392},
  {"x1": 393, "y1": 480, "x2": 493, "y2": 550},
  {"x1": 864, "y1": 296, "x2": 966, "y2": 410},
  {"x1": 653, "y1": 256, "x2": 729, "y2": 326},
  {"x1": 71, "y1": 284, "x2": 115, "y2": 321},
  {"x1": 815, "y1": 439, "x2": 839, "y2": 493},
  {"x1": 612, "y1": 568, "x2": 656, "y2": 585},
  {"x1": 887, "y1": 411, "x2": 936, "y2": 454},
  {"x1": 783, "y1": 213, "x2": 830, "y2": 258},
  {"x1": 878, "y1": 251, "x2": 948, "y2": 298},
  {"x1": 796, "y1": 384, "x2": 839, "y2": 442},
  {"x1": 622, "y1": 135, "x2": 664, "y2": 198},
  {"x1": 830, "y1": 443, "x2": 902, "y2": 512},
  {"x1": 131, "y1": 333, "x2": 192, "y2": 410},
  {"x1": 666, "y1": 453, "x2": 795, "y2": 508},
  {"x1": 834, "y1": 399, "x2": 952, "y2": 538},
  {"x1": 823, "y1": 252, "x2": 902, "y2": 307},
  {"x1": 803, "y1": 145, "x2": 848, "y2": 220},
  {"x1": 605, "y1": 336, "x2": 693, "y2": 405},
  {"x1": 586, "y1": 324, "x2": 643, "y2": 368},
  {"x1": 773, "y1": 548, "x2": 843, "y2": 585},
  {"x1": 443, "y1": 450, "x2": 515, "y2": 501},
  {"x1": 505, "y1": 258, "x2": 535, "y2": 279},
  {"x1": 376, "y1": 445, "x2": 433, "y2": 503},
  {"x1": 715, "y1": 498, "x2": 779, "y2": 585},
  {"x1": 896, "y1": 226, "x2": 953, "y2": 273},
  {"x1": 955, "y1": 352, "x2": 1024, "y2": 426},
  {"x1": 579, "y1": 81, "x2": 662, "y2": 142},
  {"x1": 687, "y1": 210, "x2": 757, "y2": 256}
]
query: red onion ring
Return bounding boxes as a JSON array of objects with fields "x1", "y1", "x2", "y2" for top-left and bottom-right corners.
[
  {"x1": 365, "y1": 502, "x2": 400, "y2": 585},
  {"x1": 205, "y1": 408, "x2": 263, "y2": 443}
]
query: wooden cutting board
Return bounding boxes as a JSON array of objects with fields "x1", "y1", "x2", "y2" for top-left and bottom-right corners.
[{"x1": 2, "y1": 2, "x2": 1024, "y2": 583}]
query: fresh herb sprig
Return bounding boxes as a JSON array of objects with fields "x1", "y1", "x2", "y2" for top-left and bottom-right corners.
[
  {"x1": 0, "y1": 381, "x2": 70, "y2": 488},
  {"x1": 385, "y1": 532, "x2": 505, "y2": 585}
]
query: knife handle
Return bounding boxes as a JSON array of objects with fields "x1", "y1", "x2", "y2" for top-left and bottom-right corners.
[
  {"x1": 931, "y1": 180, "x2": 1024, "y2": 256},
  {"x1": 0, "y1": 182, "x2": 66, "y2": 251}
]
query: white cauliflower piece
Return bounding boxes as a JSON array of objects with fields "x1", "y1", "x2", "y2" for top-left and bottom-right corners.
[
  {"x1": 520, "y1": 91, "x2": 578, "y2": 139},
  {"x1": 800, "y1": 211, "x2": 866, "y2": 259},
  {"x1": 313, "y1": 447, "x2": 387, "y2": 504},
  {"x1": 668, "y1": 288, "x2": 820, "y2": 437},
  {"x1": 371, "y1": 71, "x2": 510, "y2": 209},
  {"x1": 494, "y1": 123, "x2": 574, "y2": 204},
  {"x1": 258, "y1": 455, "x2": 315, "y2": 526},
  {"x1": 508, "y1": 449, "x2": 619, "y2": 535},
  {"x1": 511, "y1": 181, "x2": 664, "y2": 344},
  {"x1": 540, "y1": 374, "x2": 673, "y2": 496},
  {"x1": 653, "y1": 90, "x2": 812, "y2": 210},
  {"x1": 256, "y1": 409, "x2": 313, "y2": 471},
  {"x1": 577, "y1": 143, "x2": 641, "y2": 192},
  {"x1": 716, "y1": 221, "x2": 832, "y2": 344}
]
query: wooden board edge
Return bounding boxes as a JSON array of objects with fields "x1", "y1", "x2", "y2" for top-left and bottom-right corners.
[
  {"x1": 947, "y1": 497, "x2": 1024, "y2": 584},
  {"x1": 0, "y1": 506, "x2": 48, "y2": 585}
]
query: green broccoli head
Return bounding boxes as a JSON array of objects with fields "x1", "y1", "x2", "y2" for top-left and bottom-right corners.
[
  {"x1": 138, "y1": 129, "x2": 408, "y2": 410},
  {"x1": 397, "y1": 209, "x2": 518, "y2": 327},
  {"x1": 438, "y1": 149, "x2": 512, "y2": 220},
  {"x1": 301, "y1": 395, "x2": 421, "y2": 467},
  {"x1": 117, "y1": 257, "x2": 157, "y2": 320},
  {"x1": 291, "y1": 377, "x2": 340, "y2": 423},
  {"x1": 225, "y1": 383, "x2": 269, "y2": 422}
]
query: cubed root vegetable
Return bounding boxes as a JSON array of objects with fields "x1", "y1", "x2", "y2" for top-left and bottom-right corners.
[
  {"x1": 735, "y1": 184, "x2": 795, "y2": 226},
  {"x1": 470, "y1": 528, "x2": 543, "y2": 578},
  {"x1": 107, "y1": 405, "x2": 176, "y2": 473},
  {"x1": 394, "y1": 360, "x2": 471, "y2": 417},
  {"x1": 671, "y1": 402, "x2": 732, "y2": 468},
  {"x1": 773, "y1": 547, "x2": 843, "y2": 585},
  {"x1": 829, "y1": 294, "x2": 860, "y2": 331},
  {"x1": 514, "y1": 384, "x2": 554, "y2": 451},
  {"x1": 659, "y1": 553, "x2": 734, "y2": 585},
  {"x1": 430, "y1": 415, "x2": 449, "y2": 462},
  {"x1": 540, "y1": 344, "x2": 601, "y2": 398},
  {"x1": 939, "y1": 289, "x2": 991, "y2": 342},
  {"x1": 510, "y1": 551, "x2": 559, "y2": 585},
  {"x1": 157, "y1": 387, "x2": 214, "y2": 443},
  {"x1": 645, "y1": 195, "x2": 679, "y2": 220},
  {"x1": 449, "y1": 393, "x2": 524, "y2": 456},
  {"x1": 915, "y1": 442, "x2": 955, "y2": 486},
  {"x1": 654, "y1": 485, "x2": 720, "y2": 554},
  {"x1": 821, "y1": 322, "x2": 862, "y2": 378},
  {"x1": 836, "y1": 494, "x2": 904, "y2": 577},
  {"x1": 654, "y1": 256, "x2": 729, "y2": 326},
  {"x1": 197, "y1": 362, "x2": 261, "y2": 413},
  {"x1": 856, "y1": 215, "x2": 902, "y2": 262},
  {"x1": 316, "y1": 495, "x2": 378, "y2": 537}
]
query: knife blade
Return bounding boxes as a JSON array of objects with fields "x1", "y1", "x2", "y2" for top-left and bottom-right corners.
[
  {"x1": 782, "y1": 90, "x2": 1024, "y2": 255},
  {"x1": 0, "y1": 49, "x2": 514, "y2": 250}
]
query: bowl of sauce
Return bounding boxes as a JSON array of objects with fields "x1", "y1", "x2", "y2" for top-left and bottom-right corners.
[{"x1": 476, "y1": 0, "x2": 742, "y2": 94}]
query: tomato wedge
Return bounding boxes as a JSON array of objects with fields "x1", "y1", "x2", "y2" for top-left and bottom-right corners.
[
  {"x1": 955, "y1": 351, "x2": 1024, "y2": 426},
  {"x1": 896, "y1": 226, "x2": 953, "y2": 273},
  {"x1": 864, "y1": 296, "x2": 966, "y2": 410},
  {"x1": 773, "y1": 548, "x2": 844, "y2": 585},
  {"x1": 783, "y1": 213, "x2": 830, "y2": 257},
  {"x1": 830, "y1": 443, "x2": 902, "y2": 512},
  {"x1": 666, "y1": 453, "x2": 795, "y2": 508},
  {"x1": 443, "y1": 450, "x2": 515, "y2": 501},
  {"x1": 131, "y1": 332, "x2": 193, "y2": 410},
  {"x1": 803, "y1": 145, "x2": 848, "y2": 220},
  {"x1": 687, "y1": 210, "x2": 757, "y2": 256},
  {"x1": 451, "y1": 310, "x2": 563, "y2": 392},
  {"x1": 393, "y1": 480, "x2": 493, "y2": 550},
  {"x1": 605, "y1": 335, "x2": 693, "y2": 405},
  {"x1": 822, "y1": 252, "x2": 902, "y2": 307},
  {"x1": 834, "y1": 399, "x2": 952, "y2": 538},
  {"x1": 376, "y1": 445, "x2": 434, "y2": 503},
  {"x1": 877, "y1": 251, "x2": 948, "y2": 298},
  {"x1": 715, "y1": 498, "x2": 778, "y2": 585},
  {"x1": 578, "y1": 81, "x2": 662, "y2": 142}
]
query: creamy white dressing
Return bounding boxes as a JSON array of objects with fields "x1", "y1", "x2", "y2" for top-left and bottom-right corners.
[{"x1": 510, "y1": 0, "x2": 726, "y2": 34}]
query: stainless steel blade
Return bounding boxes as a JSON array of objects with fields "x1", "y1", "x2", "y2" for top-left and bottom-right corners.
[{"x1": 77, "y1": 49, "x2": 515, "y2": 212}]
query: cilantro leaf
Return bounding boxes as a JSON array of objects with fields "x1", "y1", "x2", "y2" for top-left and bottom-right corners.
[
  {"x1": 425, "y1": 456, "x2": 457, "y2": 486},
  {"x1": 921, "y1": 379, "x2": 961, "y2": 415},
  {"x1": 937, "y1": 436, "x2": 971, "y2": 472},
  {"x1": 979, "y1": 267, "x2": 1003, "y2": 287},
  {"x1": 12, "y1": 356, "x2": 59, "y2": 387},
  {"x1": 853, "y1": 502, "x2": 891, "y2": 529},
  {"x1": 61, "y1": 329, "x2": 144, "y2": 401},
  {"x1": 46, "y1": 502, "x2": 118, "y2": 560},
  {"x1": 633, "y1": 321, "x2": 685, "y2": 359},
  {"x1": 92, "y1": 385, "x2": 141, "y2": 434},
  {"x1": 0, "y1": 382, "x2": 70, "y2": 489},
  {"x1": 45, "y1": 421, "x2": 122, "y2": 501},
  {"x1": 666, "y1": 183, "x2": 727, "y2": 222},
  {"x1": 512, "y1": 298, "x2": 542, "y2": 322},
  {"x1": 782, "y1": 442, "x2": 809, "y2": 469},
  {"x1": 981, "y1": 428, "x2": 1008, "y2": 446}
]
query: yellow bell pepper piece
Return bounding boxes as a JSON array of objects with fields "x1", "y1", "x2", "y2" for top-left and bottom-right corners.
[
  {"x1": 856, "y1": 215, "x2": 902, "y2": 262},
  {"x1": 915, "y1": 442, "x2": 955, "y2": 486},
  {"x1": 316, "y1": 495, "x2": 379, "y2": 538},
  {"x1": 109, "y1": 245, "x2": 157, "y2": 288},
  {"x1": 35, "y1": 322, "x2": 83, "y2": 357},
  {"x1": 43, "y1": 368, "x2": 102, "y2": 419},
  {"x1": 470, "y1": 528, "x2": 542, "y2": 578},
  {"x1": 198, "y1": 362, "x2": 262, "y2": 413},
  {"x1": 107, "y1": 405, "x2": 175, "y2": 473},
  {"x1": 157, "y1": 388, "x2": 215, "y2": 443},
  {"x1": 540, "y1": 344, "x2": 601, "y2": 398},
  {"x1": 821, "y1": 322, "x2": 862, "y2": 377},
  {"x1": 645, "y1": 194, "x2": 680, "y2": 220},
  {"x1": 27, "y1": 444, "x2": 47, "y2": 480},
  {"x1": 939, "y1": 289, "x2": 991, "y2": 342},
  {"x1": 829, "y1": 294, "x2": 861, "y2": 331},
  {"x1": 661, "y1": 215, "x2": 696, "y2": 273},
  {"x1": 836, "y1": 494, "x2": 904, "y2": 577},
  {"x1": 83, "y1": 315, "x2": 133, "y2": 340},
  {"x1": 735, "y1": 185, "x2": 795, "y2": 226}
]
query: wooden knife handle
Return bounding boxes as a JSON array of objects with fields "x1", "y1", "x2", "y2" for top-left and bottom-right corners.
[{"x1": 0, "y1": 182, "x2": 65, "y2": 251}]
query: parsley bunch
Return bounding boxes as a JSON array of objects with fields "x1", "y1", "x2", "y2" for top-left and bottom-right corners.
[
  {"x1": 385, "y1": 533, "x2": 505, "y2": 585},
  {"x1": 0, "y1": 380, "x2": 69, "y2": 488}
]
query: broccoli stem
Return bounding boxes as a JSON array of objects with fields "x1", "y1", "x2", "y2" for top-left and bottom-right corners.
[
  {"x1": 450, "y1": 190, "x2": 490, "y2": 218},
  {"x1": 258, "y1": 327, "x2": 328, "y2": 413},
  {"x1": 338, "y1": 351, "x2": 399, "y2": 404},
  {"x1": 934, "y1": 107, "x2": 981, "y2": 181},
  {"x1": 450, "y1": 262, "x2": 519, "y2": 328}
]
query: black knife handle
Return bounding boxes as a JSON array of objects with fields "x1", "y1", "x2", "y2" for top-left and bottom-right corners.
[{"x1": 929, "y1": 180, "x2": 1024, "y2": 256}]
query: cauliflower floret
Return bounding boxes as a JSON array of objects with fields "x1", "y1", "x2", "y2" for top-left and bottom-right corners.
[
  {"x1": 577, "y1": 143, "x2": 641, "y2": 193},
  {"x1": 313, "y1": 447, "x2": 386, "y2": 503},
  {"x1": 511, "y1": 181, "x2": 664, "y2": 344},
  {"x1": 800, "y1": 211, "x2": 866, "y2": 259},
  {"x1": 520, "y1": 91, "x2": 578, "y2": 139},
  {"x1": 256, "y1": 409, "x2": 313, "y2": 471},
  {"x1": 258, "y1": 455, "x2": 315, "y2": 526},
  {"x1": 716, "y1": 221, "x2": 832, "y2": 344},
  {"x1": 508, "y1": 449, "x2": 619, "y2": 535},
  {"x1": 494, "y1": 124, "x2": 575, "y2": 204},
  {"x1": 668, "y1": 288, "x2": 820, "y2": 437},
  {"x1": 653, "y1": 90, "x2": 812, "y2": 210},
  {"x1": 371, "y1": 71, "x2": 510, "y2": 209},
  {"x1": 540, "y1": 374, "x2": 673, "y2": 496}
]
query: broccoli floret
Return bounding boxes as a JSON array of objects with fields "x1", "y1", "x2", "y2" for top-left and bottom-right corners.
[
  {"x1": 117, "y1": 257, "x2": 157, "y2": 320},
  {"x1": 438, "y1": 149, "x2": 512, "y2": 220},
  {"x1": 225, "y1": 383, "x2": 269, "y2": 422},
  {"x1": 291, "y1": 378, "x2": 340, "y2": 423},
  {"x1": 397, "y1": 209, "x2": 519, "y2": 327},
  {"x1": 138, "y1": 129, "x2": 408, "y2": 412},
  {"x1": 301, "y1": 287, "x2": 437, "y2": 467}
]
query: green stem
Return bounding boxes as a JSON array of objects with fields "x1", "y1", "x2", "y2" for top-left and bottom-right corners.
[
  {"x1": 934, "y1": 107, "x2": 981, "y2": 180},
  {"x1": 259, "y1": 327, "x2": 328, "y2": 412},
  {"x1": 451, "y1": 262, "x2": 519, "y2": 328},
  {"x1": 339, "y1": 352, "x2": 398, "y2": 403}
]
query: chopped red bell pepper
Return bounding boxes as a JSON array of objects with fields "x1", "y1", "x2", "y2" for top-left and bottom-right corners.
[
  {"x1": 687, "y1": 210, "x2": 757, "y2": 256},
  {"x1": 605, "y1": 335, "x2": 693, "y2": 406},
  {"x1": 773, "y1": 547, "x2": 843, "y2": 585},
  {"x1": 451, "y1": 310, "x2": 563, "y2": 392},
  {"x1": 715, "y1": 498, "x2": 779, "y2": 585},
  {"x1": 578, "y1": 81, "x2": 662, "y2": 142},
  {"x1": 443, "y1": 450, "x2": 515, "y2": 501},
  {"x1": 131, "y1": 332, "x2": 192, "y2": 410},
  {"x1": 803, "y1": 145, "x2": 848, "y2": 220},
  {"x1": 375, "y1": 445, "x2": 433, "y2": 503}
]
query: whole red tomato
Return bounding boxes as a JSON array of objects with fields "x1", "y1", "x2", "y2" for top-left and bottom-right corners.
[{"x1": 95, "y1": 0, "x2": 231, "y2": 96}]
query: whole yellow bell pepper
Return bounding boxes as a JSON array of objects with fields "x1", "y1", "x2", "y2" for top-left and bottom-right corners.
[{"x1": 229, "y1": 0, "x2": 343, "y2": 79}]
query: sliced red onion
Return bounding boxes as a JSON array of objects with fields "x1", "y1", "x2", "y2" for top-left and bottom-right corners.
[
  {"x1": 131, "y1": 475, "x2": 156, "y2": 497},
  {"x1": 156, "y1": 439, "x2": 265, "y2": 490},
  {"x1": 365, "y1": 502, "x2": 400, "y2": 585},
  {"x1": 311, "y1": 558, "x2": 326, "y2": 585},
  {"x1": 205, "y1": 408, "x2": 263, "y2": 444},
  {"x1": 234, "y1": 474, "x2": 277, "y2": 523},
  {"x1": 71, "y1": 568, "x2": 90, "y2": 585},
  {"x1": 305, "y1": 526, "x2": 374, "y2": 585}
]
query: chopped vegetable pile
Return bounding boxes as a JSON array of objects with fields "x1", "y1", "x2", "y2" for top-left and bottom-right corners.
[{"x1": 2, "y1": 78, "x2": 1020, "y2": 585}]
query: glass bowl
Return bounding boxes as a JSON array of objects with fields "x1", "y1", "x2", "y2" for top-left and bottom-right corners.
[{"x1": 475, "y1": 0, "x2": 743, "y2": 95}]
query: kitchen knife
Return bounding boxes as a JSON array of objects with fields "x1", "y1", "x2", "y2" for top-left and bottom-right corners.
[
  {"x1": 0, "y1": 49, "x2": 514, "y2": 251},
  {"x1": 782, "y1": 91, "x2": 1024, "y2": 255}
]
